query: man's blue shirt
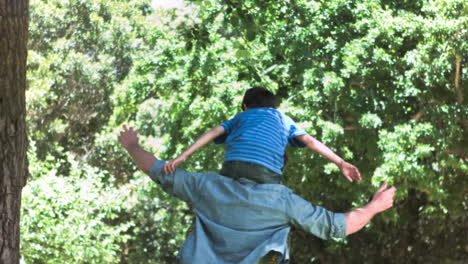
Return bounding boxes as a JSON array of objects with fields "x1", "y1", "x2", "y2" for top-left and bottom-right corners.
[
  {"x1": 214, "y1": 108, "x2": 307, "y2": 175},
  {"x1": 149, "y1": 160, "x2": 347, "y2": 264}
]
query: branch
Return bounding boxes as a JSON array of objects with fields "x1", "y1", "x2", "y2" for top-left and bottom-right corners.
[
  {"x1": 350, "y1": 81, "x2": 365, "y2": 89},
  {"x1": 455, "y1": 25, "x2": 463, "y2": 105},
  {"x1": 261, "y1": 64, "x2": 279, "y2": 75},
  {"x1": 455, "y1": 54, "x2": 462, "y2": 104},
  {"x1": 412, "y1": 111, "x2": 424, "y2": 121},
  {"x1": 446, "y1": 149, "x2": 468, "y2": 160}
]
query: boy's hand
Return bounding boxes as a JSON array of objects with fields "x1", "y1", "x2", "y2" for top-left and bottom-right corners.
[
  {"x1": 118, "y1": 125, "x2": 139, "y2": 150},
  {"x1": 162, "y1": 156, "x2": 185, "y2": 175},
  {"x1": 339, "y1": 161, "x2": 362, "y2": 182}
]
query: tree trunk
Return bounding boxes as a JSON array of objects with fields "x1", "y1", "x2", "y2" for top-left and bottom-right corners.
[{"x1": 0, "y1": 0, "x2": 29, "y2": 263}]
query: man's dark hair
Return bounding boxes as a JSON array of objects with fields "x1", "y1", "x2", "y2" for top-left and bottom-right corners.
[{"x1": 241, "y1": 87, "x2": 277, "y2": 110}]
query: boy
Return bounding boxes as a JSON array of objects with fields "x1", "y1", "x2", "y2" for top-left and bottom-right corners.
[{"x1": 162, "y1": 87, "x2": 361, "y2": 184}]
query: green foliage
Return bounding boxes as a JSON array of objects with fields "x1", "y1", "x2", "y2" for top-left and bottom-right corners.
[
  {"x1": 126, "y1": 0, "x2": 466, "y2": 262},
  {"x1": 24, "y1": 0, "x2": 467, "y2": 263},
  {"x1": 22, "y1": 144, "x2": 131, "y2": 264},
  {"x1": 121, "y1": 169, "x2": 191, "y2": 264},
  {"x1": 27, "y1": 0, "x2": 152, "y2": 157},
  {"x1": 22, "y1": 138, "x2": 189, "y2": 264}
]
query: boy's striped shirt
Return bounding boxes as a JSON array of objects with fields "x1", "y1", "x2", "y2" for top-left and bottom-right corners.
[{"x1": 214, "y1": 108, "x2": 306, "y2": 175}]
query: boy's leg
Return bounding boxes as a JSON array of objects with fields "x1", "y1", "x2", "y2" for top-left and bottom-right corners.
[
  {"x1": 220, "y1": 161, "x2": 240, "y2": 180},
  {"x1": 220, "y1": 161, "x2": 281, "y2": 184}
]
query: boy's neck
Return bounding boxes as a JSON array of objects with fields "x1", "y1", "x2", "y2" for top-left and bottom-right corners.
[{"x1": 243, "y1": 105, "x2": 276, "y2": 112}]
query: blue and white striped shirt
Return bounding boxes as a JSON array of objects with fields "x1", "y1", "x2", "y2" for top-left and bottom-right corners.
[{"x1": 214, "y1": 108, "x2": 307, "y2": 174}]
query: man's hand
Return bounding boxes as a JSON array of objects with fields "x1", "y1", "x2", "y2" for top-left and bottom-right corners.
[
  {"x1": 118, "y1": 125, "x2": 139, "y2": 150},
  {"x1": 344, "y1": 182, "x2": 396, "y2": 235},
  {"x1": 339, "y1": 161, "x2": 362, "y2": 182},
  {"x1": 369, "y1": 182, "x2": 396, "y2": 214},
  {"x1": 117, "y1": 125, "x2": 156, "y2": 175}
]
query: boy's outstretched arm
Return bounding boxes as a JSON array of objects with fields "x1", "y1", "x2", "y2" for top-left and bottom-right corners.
[
  {"x1": 118, "y1": 125, "x2": 156, "y2": 175},
  {"x1": 162, "y1": 125, "x2": 225, "y2": 174},
  {"x1": 295, "y1": 134, "x2": 361, "y2": 182}
]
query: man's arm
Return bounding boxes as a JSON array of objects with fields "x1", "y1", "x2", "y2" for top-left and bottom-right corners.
[
  {"x1": 118, "y1": 125, "x2": 156, "y2": 175},
  {"x1": 295, "y1": 134, "x2": 361, "y2": 182},
  {"x1": 345, "y1": 183, "x2": 396, "y2": 235},
  {"x1": 118, "y1": 125, "x2": 202, "y2": 203},
  {"x1": 162, "y1": 125, "x2": 225, "y2": 174},
  {"x1": 288, "y1": 182, "x2": 395, "y2": 239}
]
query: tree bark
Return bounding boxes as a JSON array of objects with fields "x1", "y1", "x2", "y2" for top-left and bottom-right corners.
[{"x1": 0, "y1": 1, "x2": 29, "y2": 263}]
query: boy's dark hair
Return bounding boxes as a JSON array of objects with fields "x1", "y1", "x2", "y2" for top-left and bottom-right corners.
[{"x1": 241, "y1": 87, "x2": 277, "y2": 110}]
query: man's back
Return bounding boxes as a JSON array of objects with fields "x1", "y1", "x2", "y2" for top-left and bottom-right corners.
[{"x1": 150, "y1": 160, "x2": 346, "y2": 264}]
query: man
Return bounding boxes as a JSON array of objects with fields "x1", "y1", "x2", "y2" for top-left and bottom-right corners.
[{"x1": 118, "y1": 125, "x2": 396, "y2": 264}]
